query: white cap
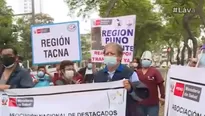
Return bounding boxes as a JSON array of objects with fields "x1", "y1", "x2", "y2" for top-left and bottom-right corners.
[{"x1": 141, "y1": 51, "x2": 152, "y2": 60}]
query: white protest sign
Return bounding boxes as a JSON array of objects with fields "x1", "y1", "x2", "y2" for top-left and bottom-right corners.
[
  {"x1": 31, "y1": 21, "x2": 82, "y2": 65},
  {"x1": 0, "y1": 81, "x2": 127, "y2": 116},
  {"x1": 164, "y1": 65, "x2": 205, "y2": 116},
  {"x1": 90, "y1": 15, "x2": 136, "y2": 64}
]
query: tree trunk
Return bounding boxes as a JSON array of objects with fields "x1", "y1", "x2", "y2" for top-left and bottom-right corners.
[
  {"x1": 104, "y1": 0, "x2": 118, "y2": 17},
  {"x1": 187, "y1": 45, "x2": 192, "y2": 58},
  {"x1": 180, "y1": 45, "x2": 185, "y2": 65},
  {"x1": 176, "y1": 47, "x2": 181, "y2": 65},
  {"x1": 183, "y1": 13, "x2": 198, "y2": 58}
]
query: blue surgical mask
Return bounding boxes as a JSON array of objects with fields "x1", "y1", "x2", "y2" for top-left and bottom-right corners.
[
  {"x1": 87, "y1": 63, "x2": 92, "y2": 69},
  {"x1": 104, "y1": 56, "x2": 117, "y2": 67},
  {"x1": 37, "y1": 71, "x2": 45, "y2": 78},
  {"x1": 141, "y1": 60, "x2": 152, "y2": 68}
]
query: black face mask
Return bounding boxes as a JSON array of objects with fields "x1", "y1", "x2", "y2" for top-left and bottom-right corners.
[{"x1": 1, "y1": 56, "x2": 16, "y2": 68}]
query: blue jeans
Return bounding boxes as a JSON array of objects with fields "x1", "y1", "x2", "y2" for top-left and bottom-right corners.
[{"x1": 137, "y1": 104, "x2": 159, "y2": 116}]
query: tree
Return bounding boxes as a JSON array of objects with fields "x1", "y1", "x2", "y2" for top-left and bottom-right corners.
[
  {"x1": 155, "y1": 0, "x2": 203, "y2": 65},
  {"x1": 65, "y1": 0, "x2": 163, "y2": 56},
  {"x1": 0, "y1": 0, "x2": 17, "y2": 46},
  {"x1": 81, "y1": 34, "x2": 91, "y2": 60},
  {"x1": 16, "y1": 13, "x2": 54, "y2": 61}
]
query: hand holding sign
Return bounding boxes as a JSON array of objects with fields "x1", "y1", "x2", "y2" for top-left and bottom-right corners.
[{"x1": 123, "y1": 79, "x2": 131, "y2": 91}]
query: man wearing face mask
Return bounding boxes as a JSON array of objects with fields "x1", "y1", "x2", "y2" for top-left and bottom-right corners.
[
  {"x1": 136, "y1": 51, "x2": 165, "y2": 116},
  {"x1": 33, "y1": 66, "x2": 53, "y2": 87},
  {"x1": 0, "y1": 46, "x2": 34, "y2": 90},
  {"x1": 78, "y1": 59, "x2": 96, "y2": 83},
  {"x1": 93, "y1": 43, "x2": 149, "y2": 116},
  {"x1": 18, "y1": 56, "x2": 24, "y2": 68},
  {"x1": 52, "y1": 60, "x2": 83, "y2": 85}
]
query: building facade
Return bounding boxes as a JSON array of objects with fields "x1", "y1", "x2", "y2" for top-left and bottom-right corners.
[
  {"x1": 23, "y1": 0, "x2": 32, "y2": 13},
  {"x1": 6, "y1": 0, "x2": 42, "y2": 14}
]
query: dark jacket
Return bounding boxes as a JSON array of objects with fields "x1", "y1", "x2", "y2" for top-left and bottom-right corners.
[
  {"x1": 0, "y1": 64, "x2": 34, "y2": 88},
  {"x1": 93, "y1": 64, "x2": 141, "y2": 116},
  {"x1": 78, "y1": 67, "x2": 94, "y2": 83}
]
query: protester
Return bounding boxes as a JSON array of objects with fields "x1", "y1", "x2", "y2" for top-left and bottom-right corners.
[
  {"x1": 33, "y1": 66, "x2": 53, "y2": 87},
  {"x1": 0, "y1": 46, "x2": 34, "y2": 90},
  {"x1": 93, "y1": 43, "x2": 149, "y2": 116},
  {"x1": 78, "y1": 59, "x2": 96, "y2": 83},
  {"x1": 129, "y1": 58, "x2": 142, "y2": 71},
  {"x1": 18, "y1": 55, "x2": 24, "y2": 68},
  {"x1": 52, "y1": 60, "x2": 83, "y2": 85},
  {"x1": 197, "y1": 45, "x2": 205, "y2": 67},
  {"x1": 136, "y1": 50, "x2": 165, "y2": 116}
]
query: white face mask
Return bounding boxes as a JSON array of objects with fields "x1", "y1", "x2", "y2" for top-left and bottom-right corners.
[
  {"x1": 132, "y1": 63, "x2": 138, "y2": 67},
  {"x1": 64, "y1": 70, "x2": 74, "y2": 79}
]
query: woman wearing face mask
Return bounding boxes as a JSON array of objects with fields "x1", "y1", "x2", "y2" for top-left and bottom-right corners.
[
  {"x1": 136, "y1": 51, "x2": 165, "y2": 116},
  {"x1": 52, "y1": 60, "x2": 83, "y2": 85},
  {"x1": 129, "y1": 58, "x2": 142, "y2": 71},
  {"x1": 33, "y1": 66, "x2": 53, "y2": 87}
]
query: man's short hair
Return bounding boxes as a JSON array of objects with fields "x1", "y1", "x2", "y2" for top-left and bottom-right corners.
[
  {"x1": 60, "y1": 60, "x2": 74, "y2": 70},
  {"x1": 37, "y1": 66, "x2": 46, "y2": 70},
  {"x1": 104, "y1": 43, "x2": 123, "y2": 57},
  {"x1": 0, "y1": 45, "x2": 18, "y2": 56}
]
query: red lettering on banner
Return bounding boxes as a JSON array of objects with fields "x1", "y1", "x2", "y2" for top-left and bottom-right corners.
[
  {"x1": 123, "y1": 58, "x2": 130, "y2": 63},
  {"x1": 123, "y1": 52, "x2": 131, "y2": 56},
  {"x1": 92, "y1": 57, "x2": 104, "y2": 62},
  {"x1": 94, "y1": 51, "x2": 104, "y2": 55}
]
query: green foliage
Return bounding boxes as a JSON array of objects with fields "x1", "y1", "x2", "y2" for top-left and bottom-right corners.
[
  {"x1": 0, "y1": 0, "x2": 16, "y2": 46},
  {"x1": 65, "y1": 0, "x2": 163, "y2": 56},
  {"x1": 16, "y1": 13, "x2": 54, "y2": 60},
  {"x1": 64, "y1": 0, "x2": 205, "y2": 61},
  {"x1": 156, "y1": 0, "x2": 204, "y2": 59},
  {"x1": 64, "y1": 0, "x2": 99, "y2": 18},
  {"x1": 81, "y1": 34, "x2": 91, "y2": 60}
]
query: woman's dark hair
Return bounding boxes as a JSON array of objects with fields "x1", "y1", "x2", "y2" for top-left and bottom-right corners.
[
  {"x1": 133, "y1": 57, "x2": 142, "y2": 69},
  {"x1": 60, "y1": 60, "x2": 74, "y2": 70}
]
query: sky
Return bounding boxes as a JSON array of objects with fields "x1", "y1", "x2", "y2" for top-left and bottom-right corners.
[{"x1": 6, "y1": 0, "x2": 99, "y2": 34}]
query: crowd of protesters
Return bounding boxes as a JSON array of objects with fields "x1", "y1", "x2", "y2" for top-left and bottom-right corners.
[{"x1": 0, "y1": 43, "x2": 166, "y2": 116}]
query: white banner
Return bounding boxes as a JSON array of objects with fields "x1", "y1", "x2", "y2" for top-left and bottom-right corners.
[
  {"x1": 164, "y1": 65, "x2": 205, "y2": 116},
  {"x1": 0, "y1": 81, "x2": 127, "y2": 116},
  {"x1": 90, "y1": 15, "x2": 136, "y2": 64},
  {"x1": 31, "y1": 21, "x2": 82, "y2": 65}
]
